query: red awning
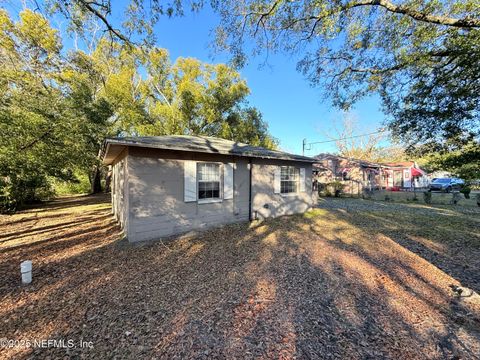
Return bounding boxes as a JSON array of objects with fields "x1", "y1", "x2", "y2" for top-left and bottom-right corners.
[{"x1": 411, "y1": 167, "x2": 423, "y2": 177}]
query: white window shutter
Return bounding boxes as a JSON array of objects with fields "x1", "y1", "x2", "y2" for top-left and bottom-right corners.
[
  {"x1": 223, "y1": 163, "x2": 234, "y2": 199},
  {"x1": 184, "y1": 161, "x2": 197, "y2": 202},
  {"x1": 274, "y1": 167, "x2": 281, "y2": 194},
  {"x1": 300, "y1": 168, "x2": 306, "y2": 192}
]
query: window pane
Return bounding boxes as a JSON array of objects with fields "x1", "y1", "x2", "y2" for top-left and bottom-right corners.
[
  {"x1": 197, "y1": 163, "x2": 221, "y2": 200},
  {"x1": 198, "y1": 182, "x2": 207, "y2": 199},
  {"x1": 280, "y1": 166, "x2": 299, "y2": 194},
  {"x1": 199, "y1": 163, "x2": 220, "y2": 181}
]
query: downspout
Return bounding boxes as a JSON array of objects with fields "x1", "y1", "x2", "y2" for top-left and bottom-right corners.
[{"x1": 248, "y1": 158, "x2": 253, "y2": 221}]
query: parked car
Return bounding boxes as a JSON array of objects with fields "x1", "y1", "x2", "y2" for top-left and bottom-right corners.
[{"x1": 429, "y1": 178, "x2": 465, "y2": 192}]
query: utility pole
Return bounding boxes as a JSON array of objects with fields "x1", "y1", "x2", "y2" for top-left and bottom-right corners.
[{"x1": 302, "y1": 129, "x2": 387, "y2": 156}]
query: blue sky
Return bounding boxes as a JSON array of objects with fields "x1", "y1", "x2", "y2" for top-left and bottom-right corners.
[
  {"x1": 150, "y1": 8, "x2": 386, "y2": 155},
  {"x1": 6, "y1": 1, "x2": 387, "y2": 155}
]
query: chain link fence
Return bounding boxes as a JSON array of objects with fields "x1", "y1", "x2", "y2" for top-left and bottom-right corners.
[{"x1": 315, "y1": 179, "x2": 479, "y2": 207}]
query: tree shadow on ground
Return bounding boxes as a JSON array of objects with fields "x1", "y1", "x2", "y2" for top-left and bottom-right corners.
[
  {"x1": 18, "y1": 194, "x2": 111, "y2": 214},
  {"x1": 317, "y1": 198, "x2": 480, "y2": 294},
  {"x1": 1, "y1": 196, "x2": 479, "y2": 359}
]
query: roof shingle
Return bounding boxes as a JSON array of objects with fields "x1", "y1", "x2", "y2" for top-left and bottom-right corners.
[{"x1": 101, "y1": 135, "x2": 316, "y2": 164}]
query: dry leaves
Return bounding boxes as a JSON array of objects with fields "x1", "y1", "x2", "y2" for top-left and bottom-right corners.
[{"x1": 0, "y1": 195, "x2": 479, "y2": 359}]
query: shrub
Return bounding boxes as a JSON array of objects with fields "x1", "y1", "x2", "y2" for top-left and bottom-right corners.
[
  {"x1": 0, "y1": 174, "x2": 54, "y2": 213},
  {"x1": 460, "y1": 185, "x2": 471, "y2": 199},
  {"x1": 326, "y1": 181, "x2": 345, "y2": 197},
  {"x1": 52, "y1": 171, "x2": 91, "y2": 196},
  {"x1": 451, "y1": 192, "x2": 462, "y2": 205},
  {"x1": 423, "y1": 191, "x2": 432, "y2": 204},
  {"x1": 0, "y1": 178, "x2": 16, "y2": 213},
  {"x1": 317, "y1": 182, "x2": 326, "y2": 196}
]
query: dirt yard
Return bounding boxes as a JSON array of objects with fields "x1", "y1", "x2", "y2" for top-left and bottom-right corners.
[{"x1": 1, "y1": 195, "x2": 479, "y2": 359}]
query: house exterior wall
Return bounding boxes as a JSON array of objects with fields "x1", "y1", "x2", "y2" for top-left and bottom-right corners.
[
  {"x1": 314, "y1": 158, "x2": 378, "y2": 193},
  {"x1": 251, "y1": 159, "x2": 314, "y2": 219},
  {"x1": 125, "y1": 147, "x2": 251, "y2": 243},
  {"x1": 313, "y1": 157, "x2": 429, "y2": 193},
  {"x1": 383, "y1": 166, "x2": 429, "y2": 189},
  {"x1": 111, "y1": 148, "x2": 129, "y2": 234},
  {"x1": 109, "y1": 147, "x2": 315, "y2": 242}
]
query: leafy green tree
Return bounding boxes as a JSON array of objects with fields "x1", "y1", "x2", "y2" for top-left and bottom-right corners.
[
  {"x1": 36, "y1": 1, "x2": 479, "y2": 155},
  {"x1": 416, "y1": 139, "x2": 480, "y2": 181},
  {"x1": 0, "y1": 9, "x2": 104, "y2": 210},
  {"x1": 84, "y1": 41, "x2": 277, "y2": 148},
  {"x1": 206, "y1": 1, "x2": 479, "y2": 148},
  {"x1": 0, "y1": 8, "x2": 277, "y2": 210},
  {"x1": 63, "y1": 50, "x2": 114, "y2": 192}
]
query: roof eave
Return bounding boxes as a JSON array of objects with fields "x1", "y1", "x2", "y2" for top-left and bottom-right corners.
[{"x1": 101, "y1": 138, "x2": 316, "y2": 163}]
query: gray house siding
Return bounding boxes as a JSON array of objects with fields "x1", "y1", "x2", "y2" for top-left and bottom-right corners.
[
  {"x1": 108, "y1": 144, "x2": 314, "y2": 243},
  {"x1": 126, "y1": 147, "x2": 251, "y2": 242},
  {"x1": 251, "y1": 159, "x2": 313, "y2": 219},
  {"x1": 111, "y1": 148, "x2": 129, "y2": 234}
]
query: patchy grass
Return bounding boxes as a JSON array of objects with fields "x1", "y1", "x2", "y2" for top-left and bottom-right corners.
[
  {"x1": 1, "y1": 195, "x2": 479, "y2": 359},
  {"x1": 366, "y1": 189, "x2": 479, "y2": 207}
]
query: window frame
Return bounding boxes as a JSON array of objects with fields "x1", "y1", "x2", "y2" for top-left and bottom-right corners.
[
  {"x1": 280, "y1": 166, "x2": 299, "y2": 195},
  {"x1": 342, "y1": 170, "x2": 351, "y2": 181},
  {"x1": 197, "y1": 162, "x2": 223, "y2": 203}
]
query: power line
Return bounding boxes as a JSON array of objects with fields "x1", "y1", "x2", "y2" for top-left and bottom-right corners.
[{"x1": 302, "y1": 129, "x2": 388, "y2": 155}]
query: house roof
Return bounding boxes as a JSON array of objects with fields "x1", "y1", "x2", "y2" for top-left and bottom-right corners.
[
  {"x1": 101, "y1": 135, "x2": 316, "y2": 165},
  {"x1": 382, "y1": 161, "x2": 415, "y2": 168},
  {"x1": 314, "y1": 153, "x2": 381, "y2": 168},
  {"x1": 313, "y1": 153, "x2": 427, "y2": 175}
]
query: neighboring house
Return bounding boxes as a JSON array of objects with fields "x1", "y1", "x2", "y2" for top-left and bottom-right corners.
[
  {"x1": 381, "y1": 161, "x2": 428, "y2": 189},
  {"x1": 313, "y1": 155, "x2": 428, "y2": 192},
  {"x1": 101, "y1": 135, "x2": 316, "y2": 242},
  {"x1": 313, "y1": 154, "x2": 382, "y2": 193}
]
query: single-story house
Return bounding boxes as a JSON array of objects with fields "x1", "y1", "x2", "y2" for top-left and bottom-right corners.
[
  {"x1": 313, "y1": 154, "x2": 382, "y2": 193},
  {"x1": 381, "y1": 161, "x2": 428, "y2": 189},
  {"x1": 313, "y1": 155, "x2": 428, "y2": 192},
  {"x1": 101, "y1": 135, "x2": 316, "y2": 242}
]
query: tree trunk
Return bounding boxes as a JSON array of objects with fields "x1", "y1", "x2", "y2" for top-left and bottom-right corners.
[
  {"x1": 104, "y1": 168, "x2": 112, "y2": 193},
  {"x1": 90, "y1": 165, "x2": 102, "y2": 194}
]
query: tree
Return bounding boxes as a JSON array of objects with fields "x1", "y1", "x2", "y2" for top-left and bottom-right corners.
[
  {"x1": 207, "y1": 0, "x2": 480, "y2": 148},
  {"x1": 83, "y1": 41, "x2": 278, "y2": 148},
  {"x1": 0, "y1": 9, "x2": 108, "y2": 210},
  {"x1": 32, "y1": 1, "x2": 479, "y2": 153},
  {"x1": 415, "y1": 138, "x2": 480, "y2": 180},
  {"x1": 64, "y1": 50, "x2": 115, "y2": 193},
  {"x1": 326, "y1": 114, "x2": 405, "y2": 162},
  {"x1": 27, "y1": 0, "x2": 196, "y2": 45},
  {"x1": 0, "y1": 8, "x2": 277, "y2": 210}
]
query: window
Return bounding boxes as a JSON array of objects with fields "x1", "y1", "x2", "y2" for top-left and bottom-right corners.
[
  {"x1": 368, "y1": 171, "x2": 375, "y2": 181},
  {"x1": 197, "y1": 163, "x2": 221, "y2": 200},
  {"x1": 280, "y1": 166, "x2": 299, "y2": 194}
]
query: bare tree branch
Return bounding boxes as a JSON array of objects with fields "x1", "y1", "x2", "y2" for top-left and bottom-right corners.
[
  {"x1": 73, "y1": 0, "x2": 131, "y2": 43},
  {"x1": 253, "y1": 1, "x2": 280, "y2": 36},
  {"x1": 347, "y1": 0, "x2": 480, "y2": 28}
]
